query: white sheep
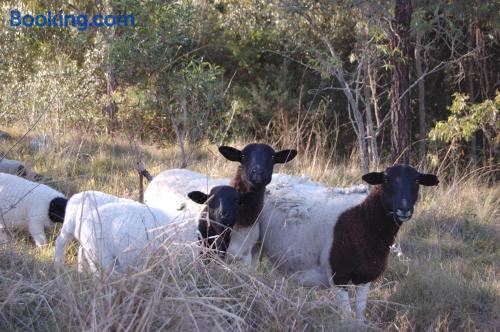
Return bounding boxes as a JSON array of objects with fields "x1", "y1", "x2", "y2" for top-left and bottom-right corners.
[
  {"x1": 0, "y1": 158, "x2": 42, "y2": 181},
  {"x1": 0, "y1": 173, "x2": 67, "y2": 246},
  {"x1": 54, "y1": 191, "x2": 133, "y2": 269},
  {"x1": 144, "y1": 169, "x2": 227, "y2": 220},
  {"x1": 75, "y1": 201, "x2": 187, "y2": 273}
]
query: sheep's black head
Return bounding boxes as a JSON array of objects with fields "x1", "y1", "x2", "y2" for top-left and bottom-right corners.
[
  {"x1": 218, "y1": 143, "x2": 297, "y2": 190},
  {"x1": 362, "y1": 164, "x2": 439, "y2": 225},
  {"x1": 188, "y1": 186, "x2": 256, "y2": 254}
]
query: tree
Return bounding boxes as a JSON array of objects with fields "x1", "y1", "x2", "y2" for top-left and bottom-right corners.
[{"x1": 390, "y1": 0, "x2": 413, "y2": 164}]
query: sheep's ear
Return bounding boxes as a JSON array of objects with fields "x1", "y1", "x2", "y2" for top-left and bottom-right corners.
[
  {"x1": 218, "y1": 146, "x2": 241, "y2": 162},
  {"x1": 418, "y1": 173, "x2": 439, "y2": 186},
  {"x1": 273, "y1": 149, "x2": 297, "y2": 164},
  {"x1": 16, "y1": 165, "x2": 27, "y2": 177},
  {"x1": 362, "y1": 172, "x2": 385, "y2": 185},
  {"x1": 188, "y1": 191, "x2": 209, "y2": 204}
]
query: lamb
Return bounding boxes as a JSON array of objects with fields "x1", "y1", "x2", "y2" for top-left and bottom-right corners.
[
  {"x1": 218, "y1": 143, "x2": 297, "y2": 263},
  {"x1": 144, "y1": 169, "x2": 259, "y2": 257},
  {"x1": 256, "y1": 164, "x2": 439, "y2": 319},
  {"x1": 188, "y1": 186, "x2": 258, "y2": 257},
  {"x1": 0, "y1": 158, "x2": 42, "y2": 181},
  {"x1": 73, "y1": 185, "x2": 252, "y2": 273},
  {"x1": 145, "y1": 169, "x2": 260, "y2": 257},
  {"x1": 0, "y1": 173, "x2": 67, "y2": 246},
  {"x1": 54, "y1": 191, "x2": 134, "y2": 269},
  {"x1": 75, "y1": 201, "x2": 172, "y2": 273}
]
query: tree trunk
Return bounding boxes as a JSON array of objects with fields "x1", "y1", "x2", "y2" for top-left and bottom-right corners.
[
  {"x1": 364, "y1": 61, "x2": 379, "y2": 168},
  {"x1": 368, "y1": 66, "x2": 381, "y2": 128},
  {"x1": 415, "y1": 30, "x2": 426, "y2": 160},
  {"x1": 104, "y1": 65, "x2": 118, "y2": 133},
  {"x1": 173, "y1": 121, "x2": 187, "y2": 169},
  {"x1": 467, "y1": 19, "x2": 477, "y2": 165},
  {"x1": 337, "y1": 70, "x2": 369, "y2": 173},
  {"x1": 104, "y1": 1, "x2": 119, "y2": 134},
  {"x1": 390, "y1": 0, "x2": 413, "y2": 164}
]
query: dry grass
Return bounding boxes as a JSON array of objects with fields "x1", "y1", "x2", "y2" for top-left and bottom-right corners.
[{"x1": 0, "y1": 127, "x2": 498, "y2": 331}]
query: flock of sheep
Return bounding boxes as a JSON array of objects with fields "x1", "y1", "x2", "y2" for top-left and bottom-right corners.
[{"x1": 0, "y1": 143, "x2": 439, "y2": 320}]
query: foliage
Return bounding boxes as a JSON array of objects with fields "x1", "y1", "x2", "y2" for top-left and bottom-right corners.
[
  {"x1": 430, "y1": 91, "x2": 499, "y2": 146},
  {"x1": 0, "y1": 0, "x2": 499, "y2": 165}
]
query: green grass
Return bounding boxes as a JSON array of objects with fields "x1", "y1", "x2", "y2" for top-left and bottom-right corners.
[{"x1": 0, "y1": 127, "x2": 498, "y2": 331}]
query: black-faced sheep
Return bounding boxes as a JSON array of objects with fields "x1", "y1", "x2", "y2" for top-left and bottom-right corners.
[
  {"x1": 188, "y1": 186, "x2": 258, "y2": 258},
  {"x1": 257, "y1": 164, "x2": 439, "y2": 319},
  {"x1": 218, "y1": 143, "x2": 297, "y2": 263}
]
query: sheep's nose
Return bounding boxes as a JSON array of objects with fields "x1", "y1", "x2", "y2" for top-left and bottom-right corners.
[{"x1": 395, "y1": 208, "x2": 412, "y2": 220}]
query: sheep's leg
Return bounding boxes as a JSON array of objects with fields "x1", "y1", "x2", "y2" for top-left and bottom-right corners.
[
  {"x1": 28, "y1": 223, "x2": 47, "y2": 246},
  {"x1": 355, "y1": 282, "x2": 370, "y2": 320},
  {"x1": 78, "y1": 246, "x2": 99, "y2": 273},
  {"x1": 55, "y1": 231, "x2": 73, "y2": 270},
  {"x1": 333, "y1": 287, "x2": 352, "y2": 319},
  {"x1": 77, "y1": 246, "x2": 87, "y2": 272},
  {"x1": 226, "y1": 224, "x2": 259, "y2": 264},
  {"x1": 250, "y1": 242, "x2": 262, "y2": 266}
]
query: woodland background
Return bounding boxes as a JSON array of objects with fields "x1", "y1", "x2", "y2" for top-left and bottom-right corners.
[{"x1": 1, "y1": 0, "x2": 498, "y2": 171}]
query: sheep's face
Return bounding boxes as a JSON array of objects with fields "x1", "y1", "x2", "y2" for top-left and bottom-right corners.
[
  {"x1": 16, "y1": 164, "x2": 43, "y2": 182},
  {"x1": 188, "y1": 186, "x2": 256, "y2": 254},
  {"x1": 219, "y1": 144, "x2": 297, "y2": 190},
  {"x1": 362, "y1": 164, "x2": 439, "y2": 224}
]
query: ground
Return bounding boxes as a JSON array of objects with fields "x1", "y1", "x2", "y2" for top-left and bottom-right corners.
[{"x1": 0, "y1": 128, "x2": 498, "y2": 331}]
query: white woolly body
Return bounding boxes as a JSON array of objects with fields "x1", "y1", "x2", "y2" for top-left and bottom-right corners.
[
  {"x1": 234, "y1": 174, "x2": 368, "y2": 285},
  {"x1": 0, "y1": 158, "x2": 38, "y2": 181},
  {"x1": 55, "y1": 191, "x2": 133, "y2": 269},
  {"x1": 144, "y1": 169, "x2": 228, "y2": 221},
  {"x1": 0, "y1": 173, "x2": 65, "y2": 246},
  {"x1": 77, "y1": 201, "x2": 182, "y2": 273}
]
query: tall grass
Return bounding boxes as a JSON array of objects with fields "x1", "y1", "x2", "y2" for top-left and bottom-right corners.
[{"x1": 0, "y1": 127, "x2": 498, "y2": 331}]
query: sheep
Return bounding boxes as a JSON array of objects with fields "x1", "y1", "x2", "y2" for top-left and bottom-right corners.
[
  {"x1": 188, "y1": 186, "x2": 259, "y2": 257},
  {"x1": 75, "y1": 201, "x2": 172, "y2": 273},
  {"x1": 72, "y1": 185, "x2": 252, "y2": 273},
  {"x1": 145, "y1": 169, "x2": 261, "y2": 257},
  {"x1": 144, "y1": 169, "x2": 227, "y2": 217},
  {"x1": 0, "y1": 173, "x2": 67, "y2": 246},
  {"x1": 218, "y1": 143, "x2": 297, "y2": 263},
  {"x1": 255, "y1": 164, "x2": 439, "y2": 319},
  {"x1": 0, "y1": 158, "x2": 42, "y2": 181},
  {"x1": 54, "y1": 191, "x2": 134, "y2": 269}
]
